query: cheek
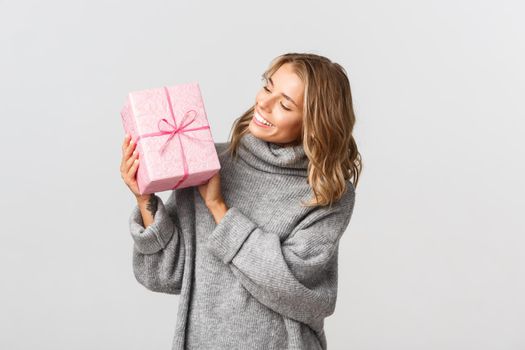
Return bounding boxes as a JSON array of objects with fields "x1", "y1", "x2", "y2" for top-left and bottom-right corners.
[
  {"x1": 291, "y1": 119, "x2": 303, "y2": 134},
  {"x1": 278, "y1": 115, "x2": 302, "y2": 131}
]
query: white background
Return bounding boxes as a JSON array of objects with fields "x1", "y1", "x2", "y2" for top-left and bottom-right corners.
[{"x1": 1, "y1": 0, "x2": 524, "y2": 349}]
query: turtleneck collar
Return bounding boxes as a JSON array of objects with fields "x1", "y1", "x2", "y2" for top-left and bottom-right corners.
[{"x1": 235, "y1": 132, "x2": 309, "y2": 177}]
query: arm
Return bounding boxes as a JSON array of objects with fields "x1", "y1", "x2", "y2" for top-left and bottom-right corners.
[
  {"x1": 208, "y1": 200, "x2": 228, "y2": 224},
  {"x1": 136, "y1": 194, "x2": 157, "y2": 229},
  {"x1": 205, "y1": 193, "x2": 355, "y2": 327},
  {"x1": 129, "y1": 191, "x2": 186, "y2": 295}
]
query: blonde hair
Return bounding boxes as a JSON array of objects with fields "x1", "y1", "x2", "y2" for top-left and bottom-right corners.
[{"x1": 225, "y1": 52, "x2": 363, "y2": 208}]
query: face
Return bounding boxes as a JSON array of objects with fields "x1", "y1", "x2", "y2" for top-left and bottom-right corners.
[{"x1": 249, "y1": 63, "x2": 304, "y2": 147}]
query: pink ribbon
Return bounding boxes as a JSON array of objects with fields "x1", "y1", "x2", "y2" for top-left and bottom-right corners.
[{"x1": 134, "y1": 86, "x2": 213, "y2": 190}]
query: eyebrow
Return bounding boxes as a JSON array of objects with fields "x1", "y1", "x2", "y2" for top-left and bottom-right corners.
[{"x1": 268, "y1": 77, "x2": 299, "y2": 108}]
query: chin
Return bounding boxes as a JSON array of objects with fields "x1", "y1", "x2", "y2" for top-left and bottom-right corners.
[
  {"x1": 249, "y1": 119, "x2": 286, "y2": 145},
  {"x1": 248, "y1": 121, "x2": 268, "y2": 138},
  {"x1": 248, "y1": 124, "x2": 264, "y2": 141}
]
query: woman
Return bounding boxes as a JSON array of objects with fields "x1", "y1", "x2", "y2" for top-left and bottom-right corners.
[{"x1": 120, "y1": 52, "x2": 362, "y2": 350}]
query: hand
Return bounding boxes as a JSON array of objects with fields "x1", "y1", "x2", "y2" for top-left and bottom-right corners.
[
  {"x1": 198, "y1": 172, "x2": 224, "y2": 208},
  {"x1": 120, "y1": 134, "x2": 150, "y2": 201}
]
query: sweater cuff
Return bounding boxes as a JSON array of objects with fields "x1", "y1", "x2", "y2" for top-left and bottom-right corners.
[
  {"x1": 206, "y1": 207, "x2": 258, "y2": 264},
  {"x1": 129, "y1": 195, "x2": 175, "y2": 254}
]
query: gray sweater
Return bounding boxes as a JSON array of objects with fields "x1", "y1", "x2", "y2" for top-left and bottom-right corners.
[{"x1": 128, "y1": 132, "x2": 356, "y2": 350}]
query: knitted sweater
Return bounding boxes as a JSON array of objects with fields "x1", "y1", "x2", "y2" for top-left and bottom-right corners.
[{"x1": 128, "y1": 132, "x2": 356, "y2": 350}]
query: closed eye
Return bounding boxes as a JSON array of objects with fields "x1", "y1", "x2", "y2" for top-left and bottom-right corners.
[{"x1": 263, "y1": 86, "x2": 292, "y2": 111}]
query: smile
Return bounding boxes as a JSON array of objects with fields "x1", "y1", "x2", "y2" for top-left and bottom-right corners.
[{"x1": 253, "y1": 110, "x2": 275, "y2": 127}]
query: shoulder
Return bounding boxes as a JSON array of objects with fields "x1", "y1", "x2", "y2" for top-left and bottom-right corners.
[
  {"x1": 337, "y1": 179, "x2": 356, "y2": 224},
  {"x1": 212, "y1": 141, "x2": 232, "y2": 166},
  {"x1": 214, "y1": 141, "x2": 231, "y2": 158},
  {"x1": 342, "y1": 179, "x2": 356, "y2": 212},
  {"x1": 214, "y1": 141, "x2": 230, "y2": 153},
  {"x1": 297, "y1": 179, "x2": 356, "y2": 229},
  {"x1": 321, "y1": 180, "x2": 356, "y2": 215}
]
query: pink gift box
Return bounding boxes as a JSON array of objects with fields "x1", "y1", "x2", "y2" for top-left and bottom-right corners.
[{"x1": 120, "y1": 82, "x2": 221, "y2": 195}]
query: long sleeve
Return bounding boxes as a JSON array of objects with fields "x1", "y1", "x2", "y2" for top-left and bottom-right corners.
[
  {"x1": 205, "y1": 193, "x2": 355, "y2": 328},
  {"x1": 129, "y1": 191, "x2": 185, "y2": 295}
]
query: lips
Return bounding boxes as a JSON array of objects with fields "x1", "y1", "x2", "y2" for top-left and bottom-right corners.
[{"x1": 254, "y1": 109, "x2": 274, "y2": 126}]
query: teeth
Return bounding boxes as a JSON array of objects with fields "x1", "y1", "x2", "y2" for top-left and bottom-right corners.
[{"x1": 255, "y1": 111, "x2": 274, "y2": 126}]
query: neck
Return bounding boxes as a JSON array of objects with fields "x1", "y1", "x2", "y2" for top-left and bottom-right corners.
[
  {"x1": 272, "y1": 140, "x2": 301, "y2": 148},
  {"x1": 235, "y1": 132, "x2": 309, "y2": 176}
]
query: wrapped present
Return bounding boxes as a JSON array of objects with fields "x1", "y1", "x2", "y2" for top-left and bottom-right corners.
[{"x1": 120, "y1": 82, "x2": 221, "y2": 195}]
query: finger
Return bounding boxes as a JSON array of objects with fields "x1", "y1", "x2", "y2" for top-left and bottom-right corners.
[
  {"x1": 123, "y1": 149, "x2": 139, "y2": 173},
  {"x1": 122, "y1": 156, "x2": 138, "y2": 183},
  {"x1": 127, "y1": 157, "x2": 140, "y2": 178},
  {"x1": 120, "y1": 140, "x2": 135, "y2": 173},
  {"x1": 120, "y1": 135, "x2": 130, "y2": 171},
  {"x1": 121, "y1": 134, "x2": 131, "y2": 153},
  {"x1": 123, "y1": 138, "x2": 137, "y2": 163}
]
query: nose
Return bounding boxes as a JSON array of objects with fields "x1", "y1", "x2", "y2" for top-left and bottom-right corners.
[{"x1": 258, "y1": 94, "x2": 273, "y2": 112}]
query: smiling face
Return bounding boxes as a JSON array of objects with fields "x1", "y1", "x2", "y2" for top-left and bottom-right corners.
[{"x1": 249, "y1": 63, "x2": 305, "y2": 147}]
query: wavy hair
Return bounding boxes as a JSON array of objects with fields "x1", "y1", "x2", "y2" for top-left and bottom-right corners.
[{"x1": 225, "y1": 52, "x2": 363, "y2": 208}]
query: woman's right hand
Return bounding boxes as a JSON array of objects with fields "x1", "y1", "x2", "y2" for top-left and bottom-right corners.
[{"x1": 120, "y1": 134, "x2": 150, "y2": 201}]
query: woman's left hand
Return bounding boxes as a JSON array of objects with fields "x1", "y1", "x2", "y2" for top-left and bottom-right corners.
[{"x1": 198, "y1": 172, "x2": 224, "y2": 208}]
